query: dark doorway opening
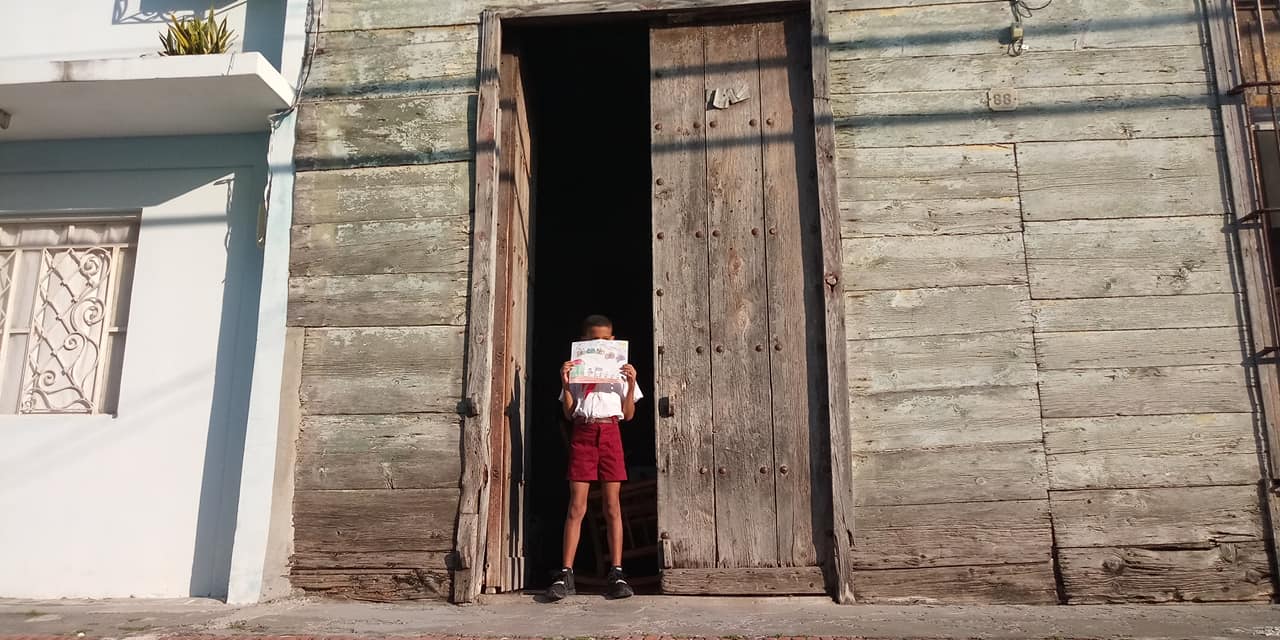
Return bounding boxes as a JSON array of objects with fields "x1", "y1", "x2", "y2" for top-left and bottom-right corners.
[{"x1": 517, "y1": 21, "x2": 658, "y2": 591}]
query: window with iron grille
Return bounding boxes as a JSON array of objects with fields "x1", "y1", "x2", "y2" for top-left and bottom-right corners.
[{"x1": 0, "y1": 216, "x2": 138, "y2": 415}]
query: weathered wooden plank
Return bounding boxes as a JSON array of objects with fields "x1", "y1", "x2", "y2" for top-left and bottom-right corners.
[
  {"x1": 1035, "y1": 327, "x2": 1244, "y2": 370},
  {"x1": 296, "y1": 95, "x2": 474, "y2": 170},
  {"x1": 852, "y1": 500, "x2": 1051, "y2": 569},
  {"x1": 293, "y1": 489, "x2": 459, "y2": 554},
  {"x1": 838, "y1": 144, "x2": 1019, "y2": 237},
  {"x1": 1024, "y1": 217, "x2": 1233, "y2": 299},
  {"x1": 291, "y1": 562, "x2": 451, "y2": 601},
  {"x1": 1039, "y1": 364, "x2": 1252, "y2": 418},
  {"x1": 760, "y1": 17, "x2": 821, "y2": 568},
  {"x1": 651, "y1": 23, "x2": 717, "y2": 570},
  {"x1": 305, "y1": 26, "x2": 478, "y2": 100},
  {"x1": 841, "y1": 197, "x2": 1022, "y2": 238},
  {"x1": 660, "y1": 567, "x2": 826, "y2": 595},
  {"x1": 1018, "y1": 138, "x2": 1226, "y2": 221},
  {"x1": 320, "y1": 0, "x2": 789, "y2": 31},
  {"x1": 811, "y1": 5, "x2": 858, "y2": 604},
  {"x1": 832, "y1": 45, "x2": 1210, "y2": 94},
  {"x1": 1044, "y1": 413, "x2": 1260, "y2": 490},
  {"x1": 295, "y1": 413, "x2": 462, "y2": 491},
  {"x1": 829, "y1": 0, "x2": 1204, "y2": 60},
  {"x1": 840, "y1": 144, "x2": 1017, "y2": 202},
  {"x1": 705, "y1": 21, "x2": 777, "y2": 569},
  {"x1": 288, "y1": 273, "x2": 468, "y2": 327},
  {"x1": 1051, "y1": 485, "x2": 1264, "y2": 548},
  {"x1": 846, "y1": 285, "x2": 1030, "y2": 340},
  {"x1": 848, "y1": 330, "x2": 1036, "y2": 394},
  {"x1": 294, "y1": 163, "x2": 470, "y2": 225},
  {"x1": 290, "y1": 218, "x2": 471, "y2": 277},
  {"x1": 843, "y1": 233, "x2": 1026, "y2": 291},
  {"x1": 291, "y1": 549, "x2": 450, "y2": 570},
  {"x1": 851, "y1": 385, "x2": 1043, "y2": 452},
  {"x1": 853, "y1": 562, "x2": 1058, "y2": 604},
  {"x1": 1032, "y1": 294, "x2": 1241, "y2": 332},
  {"x1": 453, "y1": 10, "x2": 501, "y2": 606},
  {"x1": 835, "y1": 84, "x2": 1217, "y2": 149},
  {"x1": 300, "y1": 326, "x2": 464, "y2": 415},
  {"x1": 853, "y1": 443, "x2": 1049, "y2": 506},
  {"x1": 1059, "y1": 542, "x2": 1272, "y2": 603}
]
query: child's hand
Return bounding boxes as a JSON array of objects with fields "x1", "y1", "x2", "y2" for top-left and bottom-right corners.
[
  {"x1": 621, "y1": 364, "x2": 637, "y2": 385},
  {"x1": 561, "y1": 360, "x2": 575, "y2": 388}
]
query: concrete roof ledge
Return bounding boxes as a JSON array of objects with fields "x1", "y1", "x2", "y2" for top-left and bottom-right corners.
[{"x1": 0, "y1": 52, "x2": 294, "y2": 141}]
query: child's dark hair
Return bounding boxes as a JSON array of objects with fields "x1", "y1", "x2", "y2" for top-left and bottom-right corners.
[{"x1": 582, "y1": 314, "x2": 612, "y2": 334}]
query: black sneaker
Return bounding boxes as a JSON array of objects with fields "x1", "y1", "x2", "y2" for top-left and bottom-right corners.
[
  {"x1": 606, "y1": 566, "x2": 633, "y2": 599},
  {"x1": 545, "y1": 567, "x2": 575, "y2": 601}
]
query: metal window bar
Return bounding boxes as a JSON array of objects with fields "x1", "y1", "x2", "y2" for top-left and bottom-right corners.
[
  {"x1": 0, "y1": 218, "x2": 137, "y2": 415},
  {"x1": 1230, "y1": 1, "x2": 1280, "y2": 362}
]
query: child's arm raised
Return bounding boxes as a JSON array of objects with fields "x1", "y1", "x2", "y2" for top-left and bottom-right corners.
[
  {"x1": 621, "y1": 364, "x2": 638, "y2": 421},
  {"x1": 560, "y1": 360, "x2": 576, "y2": 420}
]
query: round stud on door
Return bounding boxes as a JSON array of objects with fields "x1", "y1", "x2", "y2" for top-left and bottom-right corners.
[
  {"x1": 759, "y1": 466, "x2": 768, "y2": 474},
  {"x1": 715, "y1": 345, "x2": 724, "y2": 353},
  {"x1": 656, "y1": 231, "x2": 665, "y2": 240},
  {"x1": 656, "y1": 289, "x2": 664, "y2": 296},
  {"x1": 700, "y1": 467, "x2": 708, "y2": 475},
  {"x1": 655, "y1": 123, "x2": 663, "y2": 131},
  {"x1": 718, "y1": 467, "x2": 727, "y2": 475}
]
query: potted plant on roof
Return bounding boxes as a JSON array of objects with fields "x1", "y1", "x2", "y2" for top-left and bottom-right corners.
[{"x1": 158, "y1": 7, "x2": 236, "y2": 56}]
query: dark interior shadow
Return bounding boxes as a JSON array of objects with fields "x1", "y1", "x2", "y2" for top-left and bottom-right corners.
[{"x1": 187, "y1": 165, "x2": 266, "y2": 599}]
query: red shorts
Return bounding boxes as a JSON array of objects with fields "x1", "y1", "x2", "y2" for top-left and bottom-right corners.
[{"x1": 567, "y1": 417, "x2": 627, "y2": 482}]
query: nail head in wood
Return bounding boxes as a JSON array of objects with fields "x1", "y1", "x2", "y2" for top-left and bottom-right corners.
[
  {"x1": 661, "y1": 531, "x2": 671, "y2": 539},
  {"x1": 656, "y1": 288, "x2": 664, "y2": 296},
  {"x1": 656, "y1": 178, "x2": 665, "y2": 186},
  {"x1": 766, "y1": 117, "x2": 775, "y2": 126},
  {"x1": 749, "y1": 118, "x2": 757, "y2": 126},
  {"x1": 715, "y1": 345, "x2": 724, "y2": 353},
  {"x1": 712, "y1": 229, "x2": 720, "y2": 237},
  {"x1": 824, "y1": 274, "x2": 839, "y2": 287},
  {"x1": 696, "y1": 346, "x2": 704, "y2": 354},
  {"x1": 709, "y1": 121, "x2": 717, "y2": 128},
  {"x1": 780, "y1": 465, "x2": 789, "y2": 474},
  {"x1": 695, "y1": 230, "x2": 704, "y2": 239},
  {"x1": 657, "y1": 345, "x2": 665, "y2": 355},
  {"x1": 774, "y1": 343, "x2": 782, "y2": 351},
  {"x1": 759, "y1": 466, "x2": 768, "y2": 474},
  {"x1": 656, "y1": 231, "x2": 665, "y2": 239},
  {"x1": 769, "y1": 227, "x2": 777, "y2": 235},
  {"x1": 699, "y1": 467, "x2": 708, "y2": 474},
  {"x1": 755, "y1": 344, "x2": 763, "y2": 352},
  {"x1": 751, "y1": 227, "x2": 759, "y2": 236},
  {"x1": 655, "y1": 122, "x2": 663, "y2": 131},
  {"x1": 718, "y1": 467, "x2": 727, "y2": 475},
  {"x1": 693, "y1": 122, "x2": 701, "y2": 129}
]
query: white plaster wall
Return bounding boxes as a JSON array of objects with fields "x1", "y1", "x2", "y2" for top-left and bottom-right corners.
[
  {"x1": 0, "y1": 159, "x2": 265, "y2": 598},
  {"x1": 2, "y1": 0, "x2": 287, "y2": 70}
]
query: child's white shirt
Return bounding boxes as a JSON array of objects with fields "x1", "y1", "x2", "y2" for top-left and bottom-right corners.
[{"x1": 558, "y1": 379, "x2": 643, "y2": 420}]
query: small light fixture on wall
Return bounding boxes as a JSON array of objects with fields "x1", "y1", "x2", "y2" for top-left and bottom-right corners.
[
  {"x1": 1008, "y1": 0, "x2": 1053, "y2": 56},
  {"x1": 0, "y1": 109, "x2": 10, "y2": 130}
]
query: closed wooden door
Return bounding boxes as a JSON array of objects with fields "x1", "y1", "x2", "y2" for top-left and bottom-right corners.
[{"x1": 651, "y1": 14, "x2": 828, "y2": 593}]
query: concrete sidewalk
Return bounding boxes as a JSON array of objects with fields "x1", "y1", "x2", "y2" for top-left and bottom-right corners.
[{"x1": 2, "y1": 595, "x2": 1280, "y2": 639}]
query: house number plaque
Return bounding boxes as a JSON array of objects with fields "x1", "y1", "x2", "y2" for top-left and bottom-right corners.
[{"x1": 988, "y1": 88, "x2": 1018, "y2": 112}]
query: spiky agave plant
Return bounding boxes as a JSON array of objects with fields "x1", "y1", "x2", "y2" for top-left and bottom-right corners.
[{"x1": 159, "y1": 7, "x2": 235, "y2": 56}]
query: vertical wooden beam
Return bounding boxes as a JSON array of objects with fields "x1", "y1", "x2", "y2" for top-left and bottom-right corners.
[
  {"x1": 453, "y1": 9, "x2": 503, "y2": 605},
  {"x1": 807, "y1": 0, "x2": 855, "y2": 604},
  {"x1": 1203, "y1": 0, "x2": 1280, "y2": 597}
]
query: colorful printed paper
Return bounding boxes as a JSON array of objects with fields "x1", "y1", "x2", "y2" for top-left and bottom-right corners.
[{"x1": 569, "y1": 339, "x2": 629, "y2": 384}]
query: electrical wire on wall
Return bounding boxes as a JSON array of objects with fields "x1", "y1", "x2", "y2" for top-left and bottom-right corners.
[{"x1": 1008, "y1": 0, "x2": 1053, "y2": 56}]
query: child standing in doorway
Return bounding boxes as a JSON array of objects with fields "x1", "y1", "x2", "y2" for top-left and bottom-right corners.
[{"x1": 546, "y1": 314, "x2": 641, "y2": 601}]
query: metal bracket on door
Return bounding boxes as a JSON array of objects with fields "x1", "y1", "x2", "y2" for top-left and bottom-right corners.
[{"x1": 659, "y1": 395, "x2": 676, "y2": 417}]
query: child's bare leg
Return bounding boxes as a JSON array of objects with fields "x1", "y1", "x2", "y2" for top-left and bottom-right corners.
[
  {"x1": 561, "y1": 481, "x2": 591, "y2": 568},
  {"x1": 601, "y1": 481, "x2": 624, "y2": 567}
]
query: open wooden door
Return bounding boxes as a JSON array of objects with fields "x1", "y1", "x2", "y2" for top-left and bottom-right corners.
[
  {"x1": 482, "y1": 38, "x2": 535, "y2": 594},
  {"x1": 650, "y1": 13, "x2": 830, "y2": 595}
]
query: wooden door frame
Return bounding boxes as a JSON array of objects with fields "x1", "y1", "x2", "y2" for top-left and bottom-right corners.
[{"x1": 452, "y1": 0, "x2": 854, "y2": 604}]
